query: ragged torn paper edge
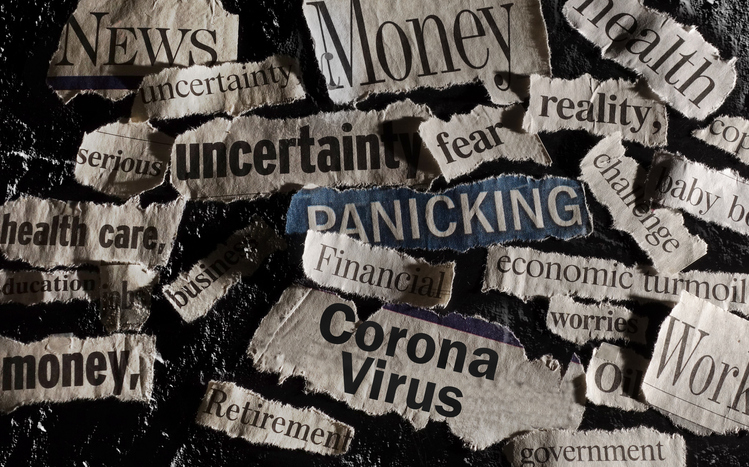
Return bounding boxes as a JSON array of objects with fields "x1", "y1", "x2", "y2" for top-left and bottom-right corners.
[
  {"x1": 169, "y1": 99, "x2": 440, "y2": 202},
  {"x1": 645, "y1": 151, "x2": 749, "y2": 238},
  {"x1": 693, "y1": 116, "x2": 749, "y2": 166},
  {"x1": 547, "y1": 295, "x2": 648, "y2": 345},
  {"x1": 0, "y1": 195, "x2": 186, "y2": 269},
  {"x1": 196, "y1": 380, "x2": 354, "y2": 455},
  {"x1": 302, "y1": 0, "x2": 550, "y2": 106},
  {"x1": 504, "y1": 427, "x2": 686, "y2": 467},
  {"x1": 46, "y1": 0, "x2": 239, "y2": 103},
  {"x1": 163, "y1": 218, "x2": 286, "y2": 322},
  {"x1": 131, "y1": 55, "x2": 306, "y2": 122},
  {"x1": 643, "y1": 291, "x2": 749, "y2": 434},
  {"x1": 248, "y1": 284, "x2": 586, "y2": 450},
  {"x1": 580, "y1": 134, "x2": 706, "y2": 274},
  {"x1": 0, "y1": 265, "x2": 158, "y2": 333},
  {"x1": 524, "y1": 74, "x2": 668, "y2": 147},
  {"x1": 286, "y1": 173, "x2": 593, "y2": 252},
  {"x1": 303, "y1": 230, "x2": 455, "y2": 309},
  {"x1": 75, "y1": 122, "x2": 173, "y2": 199},
  {"x1": 562, "y1": 0, "x2": 736, "y2": 120},
  {"x1": 420, "y1": 104, "x2": 551, "y2": 182},
  {"x1": 98, "y1": 264, "x2": 159, "y2": 333},
  {"x1": 482, "y1": 245, "x2": 749, "y2": 316},
  {"x1": 0, "y1": 333, "x2": 156, "y2": 413},
  {"x1": 586, "y1": 343, "x2": 649, "y2": 412}
]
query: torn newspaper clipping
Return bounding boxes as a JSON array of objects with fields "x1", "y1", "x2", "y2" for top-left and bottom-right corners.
[
  {"x1": 580, "y1": 135, "x2": 706, "y2": 273},
  {"x1": 505, "y1": 427, "x2": 685, "y2": 467},
  {"x1": 303, "y1": 0, "x2": 551, "y2": 105},
  {"x1": 586, "y1": 343, "x2": 649, "y2": 412},
  {"x1": 0, "y1": 196, "x2": 185, "y2": 268},
  {"x1": 0, "y1": 269, "x2": 98, "y2": 306},
  {"x1": 420, "y1": 105, "x2": 551, "y2": 182},
  {"x1": 0, "y1": 333, "x2": 155, "y2": 412},
  {"x1": 547, "y1": 296, "x2": 647, "y2": 345},
  {"x1": 483, "y1": 246, "x2": 749, "y2": 315},
  {"x1": 47, "y1": 0, "x2": 239, "y2": 102},
  {"x1": 0, "y1": 265, "x2": 157, "y2": 333},
  {"x1": 648, "y1": 152, "x2": 749, "y2": 237},
  {"x1": 248, "y1": 285, "x2": 585, "y2": 450},
  {"x1": 171, "y1": 101, "x2": 439, "y2": 201},
  {"x1": 524, "y1": 75, "x2": 667, "y2": 147},
  {"x1": 286, "y1": 175, "x2": 591, "y2": 251},
  {"x1": 75, "y1": 122, "x2": 173, "y2": 199},
  {"x1": 693, "y1": 116, "x2": 749, "y2": 164},
  {"x1": 197, "y1": 380, "x2": 354, "y2": 455},
  {"x1": 303, "y1": 231, "x2": 454, "y2": 308},
  {"x1": 563, "y1": 0, "x2": 736, "y2": 120},
  {"x1": 98, "y1": 265, "x2": 158, "y2": 333},
  {"x1": 163, "y1": 219, "x2": 286, "y2": 323},
  {"x1": 131, "y1": 56, "x2": 305, "y2": 122},
  {"x1": 643, "y1": 292, "x2": 749, "y2": 433}
]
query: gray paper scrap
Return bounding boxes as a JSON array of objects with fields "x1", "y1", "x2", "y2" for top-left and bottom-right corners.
[
  {"x1": 302, "y1": 0, "x2": 551, "y2": 105},
  {"x1": 75, "y1": 122, "x2": 173, "y2": 199},
  {"x1": 197, "y1": 380, "x2": 354, "y2": 455},
  {"x1": 581, "y1": 135, "x2": 706, "y2": 274},
  {"x1": 563, "y1": 0, "x2": 735, "y2": 119},
  {"x1": 586, "y1": 343, "x2": 649, "y2": 412},
  {"x1": 647, "y1": 152, "x2": 749, "y2": 237},
  {"x1": 47, "y1": 0, "x2": 239, "y2": 102},
  {"x1": 421, "y1": 105, "x2": 551, "y2": 182},
  {"x1": 248, "y1": 285, "x2": 585, "y2": 450},
  {"x1": 0, "y1": 265, "x2": 157, "y2": 333},
  {"x1": 644, "y1": 292, "x2": 749, "y2": 434},
  {"x1": 505, "y1": 427, "x2": 685, "y2": 467},
  {"x1": 693, "y1": 116, "x2": 749, "y2": 165},
  {"x1": 484, "y1": 245, "x2": 749, "y2": 315},
  {"x1": 0, "y1": 196, "x2": 185, "y2": 268},
  {"x1": 163, "y1": 218, "x2": 286, "y2": 322},
  {"x1": 170, "y1": 100, "x2": 439, "y2": 201},
  {"x1": 0, "y1": 333, "x2": 156, "y2": 412},
  {"x1": 131, "y1": 56, "x2": 306, "y2": 121},
  {"x1": 547, "y1": 296, "x2": 647, "y2": 345}
]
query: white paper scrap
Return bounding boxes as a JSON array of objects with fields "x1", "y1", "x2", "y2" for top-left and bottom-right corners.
[
  {"x1": 302, "y1": 0, "x2": 551, "y2": 105},
  {"x1": 0, "y1": 196, "x2": 185, "y2": 268}
]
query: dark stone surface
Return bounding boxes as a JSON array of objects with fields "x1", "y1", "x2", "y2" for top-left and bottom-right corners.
[{"x1": 1, "y1": 0, "x2": 749, "y2": 465}]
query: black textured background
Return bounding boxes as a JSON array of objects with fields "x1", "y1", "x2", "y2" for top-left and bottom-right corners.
[{"x1": 2, "y1": 0, "x2": 749, "y2": 465}]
